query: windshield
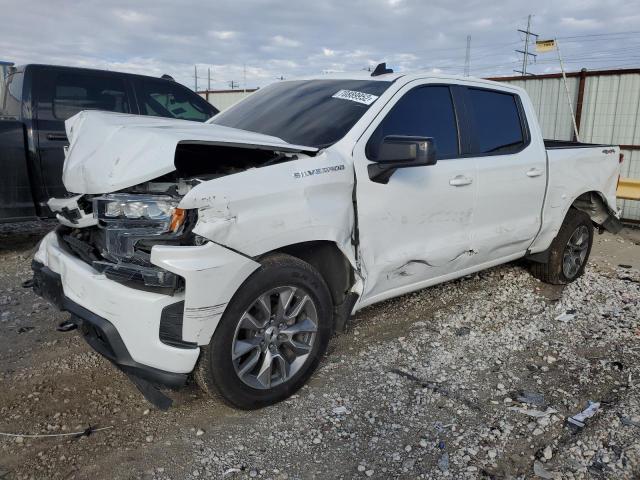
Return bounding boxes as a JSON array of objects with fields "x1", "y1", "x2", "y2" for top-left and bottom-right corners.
[{"x1": 208, "y1": 79, "x2": 391, "y2": 148}]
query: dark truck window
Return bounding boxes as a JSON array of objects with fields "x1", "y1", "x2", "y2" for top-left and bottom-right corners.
[
  {"x1": 467, "y1": 88, "x2": 525, "y2": 155},
  {"x1": 1, "y1": 72, "x2": 24, "y2": 118},
  {"x1": 209, "y1": 80, "x2": 391, "y2": 148},
  {"x1": 367, "y1": 85, "x2": 459, "y2": 160},
  {"x1": 53, "y1": 74, "x2": 130, "y2": 120},
  {"x1": 138, "y1": 80, "x2": 217, "y2": 122}
]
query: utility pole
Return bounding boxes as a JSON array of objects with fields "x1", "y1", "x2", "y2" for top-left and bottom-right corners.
[
  {"x1": 514, "y1": 15, "x2": 538, "y2": 76},
  {"x1": 243, "y1": 63, "x2": 247, "y2": 93},
  {"x1": 207, "y1": 67, "x2": 211, "y2": 91},
  {"x1": 464, "y1": 35, "x2": 471, "y2": 77},
  {"x1": 555, "y1": 40, "x2": 580, "y2": 141},
  {"x1": 194, "y1": 65, "x2": 198, "y2": 91},
  {"x1": 228, "y1": 80, "x2": 239, "y2": 89}
]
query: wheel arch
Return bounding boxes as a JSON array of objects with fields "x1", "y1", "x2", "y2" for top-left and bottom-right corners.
[
  {"x1": 570, "y1": 190, "x2": 623, "y2": 234},
  {"x1": 262, "y1": 240, "x2": 359, "y2": 331}
]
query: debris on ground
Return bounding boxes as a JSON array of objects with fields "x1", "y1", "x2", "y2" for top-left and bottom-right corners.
[
  {"x1": 516, "y1": 391, "x2": 546, "y2": 407},
  {"x1": 620, "y1": 415, "x2": 640, "y2": 427},
  {"x1": 534, "y1": 460, "x2": 558, "y2": 479},
  {"x1": 508, "y1": 406, "x2": 558, "y2": 418},
  {"x1": 567, "y1": 401, "x2": 601, "y2": 429},
  {"x1": 555, "y1": 310, "x2": 576, "y2": 322}
]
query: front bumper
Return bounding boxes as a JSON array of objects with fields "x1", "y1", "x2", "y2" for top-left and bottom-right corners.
[
  {"x1": 32, "y1": 231, "x2": 260, "y2": 379},
  {"x1": 33, "y1": 260, "x2": 187, "y2": 387}
]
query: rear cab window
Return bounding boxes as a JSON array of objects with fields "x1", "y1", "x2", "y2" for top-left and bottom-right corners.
[
  {"x1": 466, "y1": 88, "x2": 528, "y2": 155},
  {"x1": 53, "y1": 73, "x2": 131, "y2": 120},
  {"x1": 136, "y1": 80, "x2": 217, "y2": 122},
  {"x1": 1, "y1": 71, "x2": 24, "y2": 119}
]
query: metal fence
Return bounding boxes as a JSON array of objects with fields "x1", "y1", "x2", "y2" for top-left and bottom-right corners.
[{"x1": 489, "y1": 68, "x2": 640, "y2": 221}]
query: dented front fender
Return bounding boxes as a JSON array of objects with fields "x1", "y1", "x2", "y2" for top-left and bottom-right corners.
[{"x1": 178, "y1": 150, "x2": 358, "y2": 267}]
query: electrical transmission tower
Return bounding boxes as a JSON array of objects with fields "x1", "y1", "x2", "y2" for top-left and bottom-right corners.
[
  {"x1": 464, "y1": 35, "x2": 471, "y2": 77},
  {"x1": 514, "y1": 14, "x2": 538, "y2": 76}
]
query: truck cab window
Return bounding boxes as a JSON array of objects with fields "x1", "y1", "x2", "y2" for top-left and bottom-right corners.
[
  {"x1": 467, "y1": 88, "x2": 525, "y2": 155},
  {"x1": 1, "y1": 72, "x2": 23, "y2": 119},
  {"x1": 367, "y1": 85, "x2": 459, "y2": 160},
  {"x1": 138, "y1": 80, "x2": 216, "y2": 122},
  {"x1": 53, "y1": 74, "x2": 130, "y2": 120}
]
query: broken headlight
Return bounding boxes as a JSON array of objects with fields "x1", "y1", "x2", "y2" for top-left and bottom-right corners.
[
  {"x1": 94, "y1": 194, "x2": 186, "y2": 233},
  {"x1": 89, "y1": 194, "x2": 193, "y2": 291}
]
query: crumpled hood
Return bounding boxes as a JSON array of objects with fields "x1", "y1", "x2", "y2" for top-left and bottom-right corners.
[{"x1": 62, "y1": 110, "x2": 318, "y2": 194}]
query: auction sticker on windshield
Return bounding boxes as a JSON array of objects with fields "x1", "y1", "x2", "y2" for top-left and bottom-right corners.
[{"x1": 332, "y1": 89, "x2": 379, "y2": 105}]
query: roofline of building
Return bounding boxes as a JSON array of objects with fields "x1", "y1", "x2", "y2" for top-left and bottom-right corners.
[
  {"x1": 198, "y1": 88, "x2": 259, "y2": 94},
  {"x1": 487, "y1": 67, "x2": 640, "y2": 82}
]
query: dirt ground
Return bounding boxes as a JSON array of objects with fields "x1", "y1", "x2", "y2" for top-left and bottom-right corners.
[{"x1": 0, "y1": 222, "x2": 638, "y2": 480}]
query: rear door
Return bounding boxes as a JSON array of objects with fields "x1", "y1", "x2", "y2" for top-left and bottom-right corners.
[
  {"x1": 461, "y1": 86, "x2": 546, "y2": 264},
  {"x1": 34, "y1": 68, "x2": 134, "y2": 198},
  {"x1": 354, "y1": 82, "x2": 478, "y2": 304}
]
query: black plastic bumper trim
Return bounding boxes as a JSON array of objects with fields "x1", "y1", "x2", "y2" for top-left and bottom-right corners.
[{"x1": 159, "y1": 300, "x2": 198, "y2": 349}]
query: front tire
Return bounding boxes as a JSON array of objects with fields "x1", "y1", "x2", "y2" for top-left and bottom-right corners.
[
  {"x1": 195, "y1": 253, "x2": 333, "y2": 410},
  {"x1": 530, "y1": 208, "x2": 594, "y2": 284}
]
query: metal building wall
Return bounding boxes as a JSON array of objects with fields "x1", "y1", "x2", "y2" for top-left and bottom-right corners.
[
  {"x1": 198, "y1": 89, "x2": 256, "y2": 111},
  {"x1": 491, "y1": 69, "x2": 640, "y2": 221}
]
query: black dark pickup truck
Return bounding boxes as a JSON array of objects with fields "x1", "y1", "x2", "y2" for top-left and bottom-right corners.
[{"x1": 0, "y1": 64, "x2": 218, "y2": 222}]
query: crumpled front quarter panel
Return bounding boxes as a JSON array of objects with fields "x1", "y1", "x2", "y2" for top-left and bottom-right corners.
[{"x1": 180, "y1": 150, "x2": 356, "y2": 263}]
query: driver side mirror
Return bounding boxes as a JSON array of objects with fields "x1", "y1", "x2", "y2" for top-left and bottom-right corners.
[{"x1": 367, "y1": 136, "x2": 437, "y2": 184}]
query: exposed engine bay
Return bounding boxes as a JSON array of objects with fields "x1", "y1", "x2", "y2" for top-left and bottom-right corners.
[{"x1": 50, "y1": 144, "x2": 304, "y2": 293}]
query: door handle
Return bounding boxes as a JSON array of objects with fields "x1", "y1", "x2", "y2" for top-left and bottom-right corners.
[
  {"x1": 449, "y1": 175, "x2": 473, "y2": 186},
  {"x1": 526, "y1": 168, "x2": 543, "y2": 177},
  {"x1": 47, "y1": 133, "x2": 68, "y2": 141}
]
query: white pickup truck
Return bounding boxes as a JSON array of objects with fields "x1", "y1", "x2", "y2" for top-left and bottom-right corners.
[{"x1": 32, "y1": 65, "x2": 623, "y2": 410}]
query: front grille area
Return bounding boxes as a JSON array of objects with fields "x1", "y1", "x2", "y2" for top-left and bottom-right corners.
[{"x1": 56, "y1": 225, "x2": 185, "y2": 293}]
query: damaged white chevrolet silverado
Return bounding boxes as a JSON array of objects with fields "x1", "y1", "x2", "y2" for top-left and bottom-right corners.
[{"x1": 31, "y1": 65, "x2": 623, "y2": 410}]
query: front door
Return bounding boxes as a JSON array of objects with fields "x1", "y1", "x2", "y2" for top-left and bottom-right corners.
[{"x1": 353, "y1": 82, "x2": 478, "y2": 305}]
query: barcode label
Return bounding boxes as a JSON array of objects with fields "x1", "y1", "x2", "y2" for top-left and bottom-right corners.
[{"x1": 332, "y1": 89, "x2": 379, "y2": 105}]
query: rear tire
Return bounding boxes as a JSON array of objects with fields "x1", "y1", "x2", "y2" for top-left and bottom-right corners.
[
  {"x1": 195, "y1": 253, "x2": 333, "y2": 410},
  {"x1": 530, "y1": 208, "x2": 594, "y2": 285}
]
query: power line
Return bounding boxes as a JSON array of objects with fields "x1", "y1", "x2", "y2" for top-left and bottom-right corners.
[{"x1": 557, "y1": 30, "x2": 640, "y2": 40}]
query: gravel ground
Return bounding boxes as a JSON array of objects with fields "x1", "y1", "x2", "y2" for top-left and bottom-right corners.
[{"x1": 0, "y1": 221, "x2": 638, "y2": 480}]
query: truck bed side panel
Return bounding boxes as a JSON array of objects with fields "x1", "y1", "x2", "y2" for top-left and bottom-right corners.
[
  {"x1": 528, "y1": 146, "x2": 620, "y2": 253},
  {"x1": 0, "y1": 121, "x2": 37, "y2": 221}
]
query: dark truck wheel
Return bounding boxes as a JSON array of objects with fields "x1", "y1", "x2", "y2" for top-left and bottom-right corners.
[
  {"x1": 195, "y1": 254, "x2": 333, "y2": 410},
  {"x1": 530, "y1": 208, "x2": 594, "y2": 285}
]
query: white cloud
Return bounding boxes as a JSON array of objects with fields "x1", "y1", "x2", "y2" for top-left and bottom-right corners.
[
  {"x1": 560, "y1": 17, "x2": 603, "y2": 29},
  {"x1": 209, "y1": 31, "x2": 237, "y2": 40},
  {"x1": 322, "y1": 48, "x2": 335, "y2": 57},
  {"x1": 471, "y1": 18, "x2": 493, "y2": 28},
  {"x1": 112, "y1": 9, "x2": 151, "y2": 23},
  {"x1": 270, "y1": 35, "x2": 301, "y2": 47}
]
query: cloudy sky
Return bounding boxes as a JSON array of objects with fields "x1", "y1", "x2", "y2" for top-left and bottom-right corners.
[{"x1": 2, "y1": 0, "x2": 639, "y2": 90}]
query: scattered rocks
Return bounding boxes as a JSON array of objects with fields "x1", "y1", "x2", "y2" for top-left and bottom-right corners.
[{"x1": 1, "y1": 227, "x2": 639, "y2": 479}]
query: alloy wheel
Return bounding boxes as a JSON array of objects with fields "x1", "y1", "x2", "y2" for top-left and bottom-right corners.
[
  {"x1": 562, "y1": 225, "x2": 590, "y2": 279},
  {"x1": 231, "y1": 286, "x2": 318, "y2": 389}
]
